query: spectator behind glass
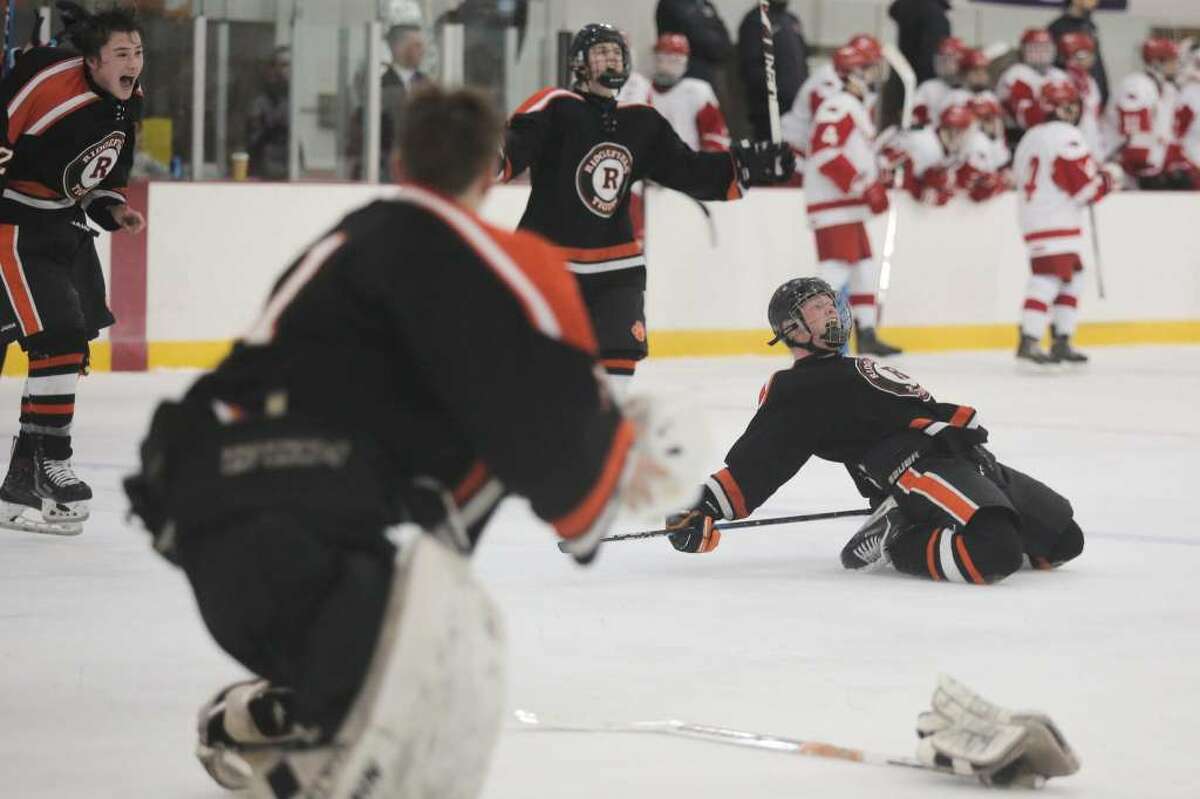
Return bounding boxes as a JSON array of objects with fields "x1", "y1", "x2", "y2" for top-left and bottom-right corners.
[
  {"x1": 737, "y1": 0, "x2": 809, "y2": 141},
  {"x1": 1049, "y1": 0, "x2": 1109, "y2": 106},
  {"x1": 247, "y1": 45, "x2": 291, "y2": 180},
  {"x1": 655, "y1": 0, "x2": 733, "y2": 88},
  {"x1": 349, "y1": 25, "x2": 430, "y2": 181},
  {"x1": 888, "y1": 0, "x2": 951, "y2": 84}
]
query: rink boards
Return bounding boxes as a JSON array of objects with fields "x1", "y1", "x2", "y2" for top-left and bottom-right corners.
[{"x1": 6, "y1": 182, "x2": 1198, "y2": 374}]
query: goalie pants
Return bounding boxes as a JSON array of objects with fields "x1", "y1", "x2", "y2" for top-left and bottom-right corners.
[
  {"x1": 177, "y1": 511, "x2": 396, "y2": 738},
  {"x1": 885, "y1": 453, "x2": 1084, "y2": 584}
]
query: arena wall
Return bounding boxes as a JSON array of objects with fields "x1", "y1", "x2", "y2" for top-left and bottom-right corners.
[{"x1": 7, "y1": 182, "x2": 1197, "y2": 374}]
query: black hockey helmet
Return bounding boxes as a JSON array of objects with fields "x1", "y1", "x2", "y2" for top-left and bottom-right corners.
[
  {"x1": 767, "y1": 277, "x2": 852, "y2": 350},
  {"x1": 569, "y1": 23, "x2": 630, "y2": 91}
]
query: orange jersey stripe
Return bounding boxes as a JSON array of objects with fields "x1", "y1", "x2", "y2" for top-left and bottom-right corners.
[
  {"x1": 897, "y1": 470, "x2": 977, "y2": 525},
  {"x1": 21, "y1": 402, "x2": 74, "y2": 415},
  {"x1": 553, "y1": 419, "x2": 636, "y2": 540},
  {"x1": 452, "y1": 461, "x2": 490, "y2": 506},
  {"x1": 714, "y1": 468, "x2": 749, "y2": 519},
  {"x1": 559, "y1": 241, "x2": 643, "y2": 264},
  {"x1": 0, "y1": 225, "x2": 42, "y2": 336},
  {"x1": 7, "y1": 180, "x2": 64, "y2": 200},
  {"x1": 954, "y1": 535, "x2": 986, "y2": 585},
  {"x1": 600, "y1": 358, "x2": 638, "y2": 372},
  {"x1": 7, "y1": 58, "x2": 91, "y2": 139},
  {"x1": 29, "y1": 353, "x2": 85, "y2": 370},
  {"x1": 926, "y1": 529, "x2": 942, "y2": 581},
  {"x1": 949, "y1": 406, "x2": 975, "y2": 427}
]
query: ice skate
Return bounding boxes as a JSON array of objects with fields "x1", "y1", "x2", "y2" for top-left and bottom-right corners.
[
  {"x1": 0, "y1": 440, "x2": 86, "y2": 535},
  {"x1": 1016, "y1": 334, "x2": 1060, "y2": 371},
  {"x1": 840, "y1": 497, "x2": 904, "y2": 570},
  {"x1": 855, "y1": 327, "x2": 903, "y2": 356},
  {"x1": 1050, "y1": 331, "x2": 1088, "y2": 365}
]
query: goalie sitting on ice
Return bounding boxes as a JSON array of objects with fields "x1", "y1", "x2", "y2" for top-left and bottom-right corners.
[
  {"x1": 664, "y1": 278, "x2": 1085, "y2": 587},
  {"x1": 124, "y1": 87, "x2": 697, "y2": 799}
]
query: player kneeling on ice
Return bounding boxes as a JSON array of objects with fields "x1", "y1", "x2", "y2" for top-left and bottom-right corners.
[
  {"x1": 665, "y1": 278, "x2": 1084, "y2": 585},
  {"x1": 124, "y1": 87, "x2": 697, "y2": 799}
]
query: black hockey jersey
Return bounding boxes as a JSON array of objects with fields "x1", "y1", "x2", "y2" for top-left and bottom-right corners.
[
  {"x1": 502, "y1": 87, "x2": 741, "y2": 275},
  {"x1": 0, "y1": 48, "x2": 140, "y2": 230},
  {"x1": 184, "y1": 184, "x2": 631, "y2": 546},
  {"x1": 704, "y1": 355, "x2": 985, "y2": 520}
]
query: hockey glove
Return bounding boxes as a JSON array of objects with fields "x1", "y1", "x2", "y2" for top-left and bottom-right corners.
[
  {"x1": 863, "y1": 180, "x2": 890, "y2": 214},
  {"x1": 968, "y1": 173, "x2": 1003, "y2": 203},
  {"x1": 666, "y1": 509, "x2": 720, "y2": 553},
  {"x1": 732, "y1": 140, "x2": 796, "y2": 187}
]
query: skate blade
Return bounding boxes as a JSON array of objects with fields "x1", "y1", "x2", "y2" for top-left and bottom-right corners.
[
  {"x1": 1015, "y1": 360, "x2": 1066, "y2": 375},
  {"x1": 41, "y1": 498, "x2": 89, "y2": 522},
  {"x1": 0, "y1": 503, "x2": 83, "y2": 536}
]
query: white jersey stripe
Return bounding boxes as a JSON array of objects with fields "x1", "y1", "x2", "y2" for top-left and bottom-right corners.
[
  {"x1": 26, "y1": 91, "x2": 100, "y2": 135},
  {"x1": 939, "y1": 530, "x2": 967, "y2": 583},
  {"x1": 2, "y1": 189, "x2": 74, "y2": 210},
  {"x1": 567, "y1": 255, "x2": 646, "y2": 274}
]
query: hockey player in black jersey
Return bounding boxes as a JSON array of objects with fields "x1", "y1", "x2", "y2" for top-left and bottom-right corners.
[
  {"x1": 124, "y1": 87, "x2": 698, "y2": 799},
  {"x1": 502, "y1": 23, "x2": 795, "y2": 396},
  {"x1": 0, "y1": 5, "x2": 146, "y2": 536},
  {"x1": 666, "y1": 277, "x2": 1084, "y2": 585}
]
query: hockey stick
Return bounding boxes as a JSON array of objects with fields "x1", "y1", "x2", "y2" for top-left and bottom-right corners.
[
  {"x1": 555, "y1": 508, "x2": 870, "y2": 551},
  {"x1": 876, "y1": 44, "x2": 917, "y2": 322},
  {"x1": 511, "y1": 710, "x2": 962, "y2": 779},
  {"x1": 0, "y1": 1, "x2": 12, "y2": 79},
  {"x1": 758, "y1": 0, "x2": 781, "y2": 144},
  {"x1": 1087, "y1": 205, "x2": 1106, "y2": 299}
]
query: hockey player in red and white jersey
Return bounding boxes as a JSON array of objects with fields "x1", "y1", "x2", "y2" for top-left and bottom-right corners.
[
  {"x1": 618, "y1": 34, "x2": 731, "y2": 153},
  {"x1": 1173, "y1": 48, "x2": 1200, "y2": 188},
  {"x1": 1013, "y1": 79, "x2": 1118, "y2": 366},
  {"x1": 998, "y1": 29, "x2": 1056, "y2": 147},
  {"x1": 897, "y1": 105, "x2": 1006, "y2": 205},
  {"x1": 1053, "y1": 32, "x2": 1107, "y2": 159},
  {"x1": 937, "y1": 48, "x2": 1000, "y2": 123},
  {"x1": 969, "y1": 95, "x2": 1012, "y2": 174},
  {"x1": 1110, "y1": 37, "x2": 1180, "y2": 188},
  {"x1": 913, "y1": 36, "x2": 966, "y2": 127},
  {"x1": 781, "y1": 34, "x2": 884, "y2": 175},
  {"x1": 803, "y1": 46, "x2": 901, "y2": 356}
]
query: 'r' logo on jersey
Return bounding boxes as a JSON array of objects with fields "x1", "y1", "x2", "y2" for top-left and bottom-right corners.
[
  {"x1": 575, "y1": 142, "x2": 633, "y2": 218},
  {"x1": 62, "y1": 131, "x2": 126, "y2": 200}
]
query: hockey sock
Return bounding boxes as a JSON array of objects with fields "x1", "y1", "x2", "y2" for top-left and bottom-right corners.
[
  {"x1": 848, "y1": 258, "x2": 880, "y2": 330},
  {"x1": 1051, "y1": 273, "x2": 1082, "y2": 337},
  {"x1": 20, "y1": 349, "x2": 84, "y2": 461},
  {"x1": 888, "y1": 510, "x2": 1022, "y2": 585},
  {"x1": 1020, "y1": 274, "x2": 1061, "y2": 339}
]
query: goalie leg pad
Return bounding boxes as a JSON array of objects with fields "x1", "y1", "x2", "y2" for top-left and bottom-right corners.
[{"x1": 249, "y1": 531, "x2": 507, "y2": 799}]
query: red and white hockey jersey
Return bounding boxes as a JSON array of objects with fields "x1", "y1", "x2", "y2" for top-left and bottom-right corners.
[
  {"x1": 803, "y1": 91, "x2": 880, "y2": 229},
  {"x1": 998, "y1": 63, "x2": 1048, "y2": 131},
  {"x1": 913, "y1": 77, "x2": 955, "y2": 127},
  {"x1": 781, "y1": 63, "x2": 842, "y2": 153},
  {"x1": 1013, "y1": 120, "x2": 1111, "y2": 260},
  {"x1": 1176, "y1": 80, "x2": 1200, "y2": 172},
  {"x1": 1109, "y1": 71, "x2": 1178, "y2": 176},
  {"x1": 618, "y1": 75, "x2": 730, "y2": 152},
  {"x1": 1047, "y1": 66, "x2": 1106, "y2": 159},
  {"x1": 894, "y1": 127, "x2": 1005, "y2": 204}
]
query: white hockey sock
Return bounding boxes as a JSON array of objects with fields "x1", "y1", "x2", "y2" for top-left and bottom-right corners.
[
  {"x1": 1051, "y1": 274, "x2": 1082, "y2": 336},
  {"x1": 848, "y1": 258, "x2": 880, "y2": 329},
  {"x1": 606, "y1": 372, "x2": 633, "y2": 402},
  {"x1": 1020, "y1": 275, "x2": 1061, "y2": 340}
]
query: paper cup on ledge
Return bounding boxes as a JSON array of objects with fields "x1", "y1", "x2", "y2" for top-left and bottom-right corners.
[{"x1": 230, "y1": 151, "x2": 249, "y2": 181}]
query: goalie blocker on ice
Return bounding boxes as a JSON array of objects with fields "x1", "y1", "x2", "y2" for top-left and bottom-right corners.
[
  {"x1": 125, "y1": 86, "x2": 699, "y2": 799},
  {"x1": 666, "y1": 277, "x2": 1084, "y2": 586}
]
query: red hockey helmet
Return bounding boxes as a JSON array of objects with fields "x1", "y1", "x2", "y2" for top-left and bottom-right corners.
[
  {"x1": 654, "y1": 33, "x2": 690, "y2": 56},
  {"x1": 847, "y1": 33, "x2": 883, "y2": 64},
  {"x1": 832, "y1": 44, "x2": 870, "y2": 78},
  {"x1": 968, "y1": 95, "x2": 1001, "y2": 122},
  {"x1": 1142, "y1": 37, "x2": 1180, "y2": 65},
  {"x1": 938, "y1": 104, "x2": 975, "y2": 131},
  {"x1": 936, "y1": 36, "x2": 967, "y2": 58},
  {"x1": 1040, "y1": 78, "x2": 1081, "y2": 123},
  {"x1": 1020, "y1": 28, "x2": 1055, "y2": 70},
  {"x1": 1057, "y1": 32, "x2": 1095, "y2": 59},
  {"x1": 960, "y1": 48, "x2": 989, "y2": 72}
]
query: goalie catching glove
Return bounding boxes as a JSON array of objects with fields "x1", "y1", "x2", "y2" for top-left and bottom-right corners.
[{"x1": 915, "y1": 674, "x2": 1080, "y2": 788}]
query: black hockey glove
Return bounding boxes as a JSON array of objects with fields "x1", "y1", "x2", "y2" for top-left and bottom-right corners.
[
  {"x1": 666, "y1": 487, "x2": 724, "y2": 553},
  {"x1": 731, "y1": 140, "x2": 796, "y2": 187}
]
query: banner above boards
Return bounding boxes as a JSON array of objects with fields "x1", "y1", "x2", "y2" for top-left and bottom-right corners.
[{"x1": 970, "y1": 0, "x2": 1128, "y2": 9}]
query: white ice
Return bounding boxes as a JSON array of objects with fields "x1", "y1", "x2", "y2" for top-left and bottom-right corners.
[{"x1": 3, "y1": 347, "x2": 1199, "y2": 799}]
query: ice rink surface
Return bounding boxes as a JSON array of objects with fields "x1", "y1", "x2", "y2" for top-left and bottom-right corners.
[{"x1": 2, "y1": 346, "x2": 1198, "y2": 798}]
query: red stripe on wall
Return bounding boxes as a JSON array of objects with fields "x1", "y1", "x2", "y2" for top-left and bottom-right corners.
[{"x1": 109, "y1": 181, "x2": 148, "y2": 371}]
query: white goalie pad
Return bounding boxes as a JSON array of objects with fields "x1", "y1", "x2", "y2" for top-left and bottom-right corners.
[
  {"x1": 250, "y1": 530, "x2": 507, "y2": 799},
  {"x1": 916, "y1": 675, "x2": 1080, "y2": 788},
  {"x1": 620, "y1": 393, "x2": 712, "y2": 519}
]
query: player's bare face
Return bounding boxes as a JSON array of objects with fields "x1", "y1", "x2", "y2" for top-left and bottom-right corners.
[
  {"x1": 88, "y1": 31, "x2": 144, "y2": 100},
  {"x1": 1068, "y1": 50, "x2": 1095, "y2": 72},
  {"x1": 1023, "y1": 42, "x2": 1054, "y2": 72}
]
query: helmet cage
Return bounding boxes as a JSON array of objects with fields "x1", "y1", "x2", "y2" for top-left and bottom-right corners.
[
  {"x1": 768, "y1": 279, "x2": 853, "y2": 351},
  {"x1": 569, "y1": 24, "x2": 631, "y2": 91}
]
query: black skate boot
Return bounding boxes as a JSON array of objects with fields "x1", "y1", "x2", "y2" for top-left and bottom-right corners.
[
  {"x1": 855, "y1": 327, "x2": 903, "y2": 356},
  {"x1": 1016, "y1": 333, "x2": 1059, "y2": 367},
  {"x1": 0, "y1": 437, "x2": 39, "y2": 514},
  {"x1": 1049, "y1": 328, "x2": 1088, "y2": 365},
  {"x1": 0, "y1": 436, "x2": 81, "y2": 534},
  {"x1": 840, "y1": 497, "x2": 905, "y2": 569}
]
